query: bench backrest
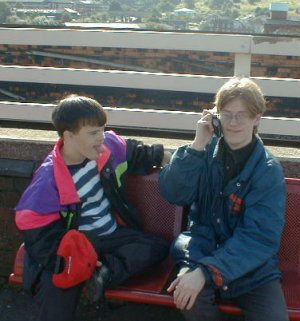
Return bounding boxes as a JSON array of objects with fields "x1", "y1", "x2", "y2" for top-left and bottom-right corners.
[
  {"x1": 126, "y1": 171, "x2": 184, "y2": 243},
  {"x1": 9, "y1": 174, "x2": 300, "y2": 294},
  {"x1": 126, "y1": 173, "x2": 300, "y2": 262},
  {"x1": 279, "y1": 178, "x2": 300, "y2": 269}
]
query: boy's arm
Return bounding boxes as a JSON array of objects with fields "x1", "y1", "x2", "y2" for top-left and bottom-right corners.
[
  {"x1": 15, "y1": 168, "x2": 66, "y2": 269},
  {"x1": 159, "y1": 145, "x2": 207, "y2": 206},
  {"x1": 16, "y1": 210, "x2": 66, "y2": 269}
]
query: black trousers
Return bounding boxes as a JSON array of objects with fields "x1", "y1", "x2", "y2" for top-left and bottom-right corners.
[
  {"x1": 34, "y1": 226, "x2": 169, "y2": 321},
  {"x1": 90, "y1": 226, "x2": 169, "y2": 287},
  {"x1": 182, "y1": 279, "x2": 289, "y2": 321}
]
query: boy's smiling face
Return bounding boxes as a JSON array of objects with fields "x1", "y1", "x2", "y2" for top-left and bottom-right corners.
[
  {"x1": 64, "y1": 125, "x2": 105, "y2": 164},
  {"x1": 220, "y1": 97, "x2": 261, "y2": 150}
]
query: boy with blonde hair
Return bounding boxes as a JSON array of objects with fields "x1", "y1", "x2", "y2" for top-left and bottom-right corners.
[{"x1": 160, "y1": 78, "x2": 288, "y2": 321}]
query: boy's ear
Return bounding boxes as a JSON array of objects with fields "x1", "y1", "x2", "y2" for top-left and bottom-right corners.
[
  {"x1": 254, "y1": 114, "x2": 261, "y2": 127},
  {"x1": 253, "y1": 114, "x2": 262, "y2": 134},
  {"x1": 62, "y1": 130, "x2": 73, "y2": 141}
]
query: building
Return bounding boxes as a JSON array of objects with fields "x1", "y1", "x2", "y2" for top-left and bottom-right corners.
[{"x1": 264, "y1": 3, "x2": 300, "y2": 35}]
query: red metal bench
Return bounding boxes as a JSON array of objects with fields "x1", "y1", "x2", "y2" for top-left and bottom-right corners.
[{"x1": 9, "y1": 173, "x2": 300, "y2": 320}]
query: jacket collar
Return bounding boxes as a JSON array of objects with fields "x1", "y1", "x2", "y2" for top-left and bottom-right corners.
[
  {"x1": 97, "y1": 145, "x2": 111, "y2": 172},
  {"x1": 52, "y1": 138, "x2": 111, "y2": 205},
  {"x1": 237, "y1": 136, "x2": 264, "y2": 182},
  {"x1": 223, "y1": 137, "x2": 264, "y2": 192}
]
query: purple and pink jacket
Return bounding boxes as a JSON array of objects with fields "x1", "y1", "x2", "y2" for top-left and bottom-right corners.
[{"x1": 15, "y1": 130, "x2": 164, "y2": 290}]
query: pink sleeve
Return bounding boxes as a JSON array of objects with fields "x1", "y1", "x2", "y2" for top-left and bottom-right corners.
[{"x1": 15, "y1": 210, "x2": 61, "y2": 230}]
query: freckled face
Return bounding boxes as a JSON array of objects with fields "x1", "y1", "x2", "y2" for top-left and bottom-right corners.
[{"x1": 220, "y1": 97, "x2": 261, "y2": 150}]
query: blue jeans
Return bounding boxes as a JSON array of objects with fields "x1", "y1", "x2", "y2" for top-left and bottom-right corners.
[{"x1": 182, "y1": 279, "x2": 289, "y2": 321}]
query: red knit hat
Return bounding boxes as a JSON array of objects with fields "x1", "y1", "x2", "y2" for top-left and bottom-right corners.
[{"x1": 53, "y1": 230, "x2": 98, "y2": 289}]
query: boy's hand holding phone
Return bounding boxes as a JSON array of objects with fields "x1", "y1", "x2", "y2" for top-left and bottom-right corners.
[{"x1": 191, "y1": 108, "x2": 222, "y2": 151}]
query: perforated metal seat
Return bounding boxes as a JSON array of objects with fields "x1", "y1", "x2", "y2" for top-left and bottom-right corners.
[{"x1": 9, "y1": 175, "x2": 300, "y2": 319}]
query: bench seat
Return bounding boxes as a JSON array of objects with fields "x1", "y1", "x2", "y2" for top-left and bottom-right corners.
[{"x1": 8, "y1": 173, "x2": 300, "y2": 320}]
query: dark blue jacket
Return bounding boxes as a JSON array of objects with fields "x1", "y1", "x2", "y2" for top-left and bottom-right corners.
[{"x1": 159, "y1": 137, "x2": 286, "y2": 298}]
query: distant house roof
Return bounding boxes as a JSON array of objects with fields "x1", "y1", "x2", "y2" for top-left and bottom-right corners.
[
  {"x1": 265, "y1": 18, "x2": 300, "y2": 26},
  {"x1": 64, "y1": 8, "x2": 78, "y2": 14},
  {"x1": 4, "y1": 0, "x2": 44, "y2": 2},
  {"x1": 65, "y1": 22, "x2": 141, "y2": 29},
  {"x1": 15, "y1": 8, "x2": 57, "y2": 13},
  {"x1": 174, "y1": 8, "x2": 196, "y2": 15},
  {"x1": 269, "y1": 3, "x2": 289, "y2": 12}
]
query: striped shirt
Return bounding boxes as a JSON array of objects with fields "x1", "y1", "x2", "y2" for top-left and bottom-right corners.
[{"x1": 68, "y1": 159, "x2": 117, "y2": 236}]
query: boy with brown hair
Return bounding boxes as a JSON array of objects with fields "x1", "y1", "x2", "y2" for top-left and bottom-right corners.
[{"x1": 15, "y1": 95, "x2": 170, "y2": 321}]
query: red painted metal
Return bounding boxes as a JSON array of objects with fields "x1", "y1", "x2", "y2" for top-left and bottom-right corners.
[{"x1": 8, "y1": 176, "x2": 300, "y2": 320}]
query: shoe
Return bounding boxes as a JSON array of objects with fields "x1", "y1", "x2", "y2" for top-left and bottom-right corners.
[{"x1": 86, "y1": 265, "x2": 111, "y2": 303}]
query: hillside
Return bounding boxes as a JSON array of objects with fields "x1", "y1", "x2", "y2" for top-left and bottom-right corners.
[{"x1": 1, "y1": 0, "x2": 299, "y2": 31}]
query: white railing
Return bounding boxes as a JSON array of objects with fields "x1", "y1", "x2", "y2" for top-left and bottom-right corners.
[
  {"x1": 1, "y1": 28, "x2": 300, "y2": 55},
  {"x1": 1, "y1": 27, "x2": 300, "y2": 76},
  {"x1": 0, "y1": 65, "x2": 300, "y2": 99},
  {"x1": 0, "y1": 101, "x2": 299, "y2": 138},
  {"x1": 0, "y1": 28, "x2": 299, "y2": 138}
]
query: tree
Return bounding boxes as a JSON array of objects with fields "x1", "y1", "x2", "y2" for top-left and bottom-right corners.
[
  {"x1": 0, "y1": 2, "x2": 12, "y2": 23},
  {"x1": 31, "y1": 16, "x2": 51, "y2": 25},
  {"x1": 90, "y1": 12, "x2": 109, "y2": 22},
  {"x1": 147, "y1": 8, "x2": 161, "y2": 22},
  {"x1": 208, "y1": 0, "x2": 225, "y2": 9},
  {"x1": 185, "y1": 0, "x2": 195, "y2": 9},
  {"x1": 61, "y1": 12, "x2": 74, "y2": 23},
  {"x1": 6, "y1": 14, "x2": 24, "y2": 24},
  {"x1": 109, "y1": 1, "x2": 122, "y2": 11},
  {"x1": 156, "y1": 0, "x2": 175, "y2": 12},
  {"x1": 207, "y1": 0, "x2": 240, "y2": 18}
]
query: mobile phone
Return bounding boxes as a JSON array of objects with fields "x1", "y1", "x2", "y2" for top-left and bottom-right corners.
[{"x1": 211, "y1": 115, "x2": 222, "y2": 138}]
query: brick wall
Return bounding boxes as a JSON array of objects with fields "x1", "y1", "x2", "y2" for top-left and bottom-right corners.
[
  {"x1": 0, "y1": 139, "x2": 52, "y2": 283},
  {"x1": 0, "y1": 45, "x2": 235, "y2": 76},
  {"x1": 1, "y1": 45, "x2": 300, "y2": 79},
  {"x1": 1, "y1": 45, "x2": 300, "y2": 117},
  {"x1": 0, "y1": 175, "x2": 30, "y2": 281},
  {"x1": 0, "y1": 138, "x2": 299, "y2": 282}
]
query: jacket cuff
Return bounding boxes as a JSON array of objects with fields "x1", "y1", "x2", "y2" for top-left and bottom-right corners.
[
  {"x1": 186, "y1": 145, "x2": 207, "y2": 156},
  {"x1": 198, "y1": 264, "x2": 213, "y2": 286},
  {"x1": 206, "y1": 264, "x2": 225, "y2": 288}
]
